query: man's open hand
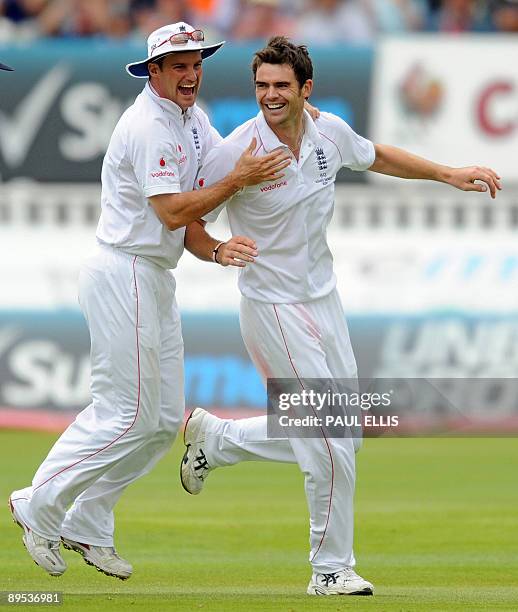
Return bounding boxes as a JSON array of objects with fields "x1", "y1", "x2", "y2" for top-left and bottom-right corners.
[
  {"x1": 304, "y1": 100, "x2": 320, "y2": 120},
  {"x1": 231, "y1": 138, "x2": 291, "y2": 188}
]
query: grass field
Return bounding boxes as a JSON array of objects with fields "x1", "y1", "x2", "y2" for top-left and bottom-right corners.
[{"x1": 2, "y1": 431, "x2": 518, "y2": 611}]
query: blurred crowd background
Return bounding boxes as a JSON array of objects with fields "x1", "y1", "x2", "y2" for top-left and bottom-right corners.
[{"x1": 0, "y1": 0, "x2": 517, "y2": 43}]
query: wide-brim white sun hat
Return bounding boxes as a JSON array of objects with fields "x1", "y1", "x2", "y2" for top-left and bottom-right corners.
[{"x1": 126, "y1": 22, "x2": 225, "y2": 78}]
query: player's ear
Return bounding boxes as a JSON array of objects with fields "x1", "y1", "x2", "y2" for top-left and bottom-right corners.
[{"x1": 302, "y1": 79, "x2": 313, "y2": 100}]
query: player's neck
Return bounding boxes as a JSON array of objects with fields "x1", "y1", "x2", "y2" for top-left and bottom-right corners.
[{"x1": 272, "y1": 116, "x2": 305, "y2": 160}]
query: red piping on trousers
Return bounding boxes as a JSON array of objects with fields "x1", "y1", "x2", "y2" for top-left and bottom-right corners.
[
  {"x1": 33, "y1": 256, "x2": 142, "y2": 492},
  {"x1": 272, "y1": 304, "x2": 335, "y2": 564}
]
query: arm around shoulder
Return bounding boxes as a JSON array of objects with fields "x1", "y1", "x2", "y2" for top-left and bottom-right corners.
[
  {"x1": 149, "y1": 171, "x2": 242, "y2": 231},
  {"x1": 149, "y1": 138, "x2": 291, "y2": 231}
]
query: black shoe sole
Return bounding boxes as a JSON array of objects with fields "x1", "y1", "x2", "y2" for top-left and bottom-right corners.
[
  {"x1": 183, "y1": 408, "x2": 198, "y2": 446},
  {"x1": 310, "y1": 587, "x2": 374, "y2": 596},
  {"x1": 180, "y1": 409, "x2": 198, "y2": 495}
]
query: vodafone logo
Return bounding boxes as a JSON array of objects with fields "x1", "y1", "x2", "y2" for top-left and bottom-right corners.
[
  {"x1": 260, "y1": 180, "x2": 287, "y2": 193},
  {"x1": 178, "y1": 144, "x2": 182, "y2": 152},
  {"x1": 151, "y1": 156, "x2": 175, "y2": 177},
  {"x1": 198, "y1": 178, "x2": 205, "y2": 187},
  {"x1": 151, "y1": 169, "x2": 175, "y2": 178}
]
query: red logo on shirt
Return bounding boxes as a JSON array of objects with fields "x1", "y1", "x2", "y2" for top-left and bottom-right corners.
[
  {"x1": 198, "y1": 178, "x2": 205, "y2": 187},
  {"x1": 260, "y1": 180, "x2": 287, "y2": 193},
  {"x1": 160, "y1": 157, "x2": 166, "y2": 167},
  {"x1": 178, "y1": 144, "x2": 182, "y2": 153}
]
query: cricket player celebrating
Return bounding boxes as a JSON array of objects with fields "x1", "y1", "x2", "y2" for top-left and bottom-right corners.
[
  {"x1": 180, "y1": 37, "x2": 501, "y2": 596},
  {"x1": 8, "y1": 23, "x2": 290, "y2": 579}
]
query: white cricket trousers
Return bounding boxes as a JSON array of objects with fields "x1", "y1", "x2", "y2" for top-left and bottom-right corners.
[
  {"x1": 204, "y1": 289, "x2": 359, "y2": 574},
  {"x1": 15, "y1": 245, "x2": 184, "y2": 545}
]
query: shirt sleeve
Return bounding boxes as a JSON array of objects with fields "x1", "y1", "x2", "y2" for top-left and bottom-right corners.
[
  {"x1": 327, "y1": 114, "x2": 375, "y2": 172},
  {"x1": 128, "y1": 118, "x2": 181, "y2": 198},
  {"x1": 206, "y1": 126, "x2": 223, "y2": 152},
  {"x1": 196, "y1": 142, "x2": 239, "y2": 224}
]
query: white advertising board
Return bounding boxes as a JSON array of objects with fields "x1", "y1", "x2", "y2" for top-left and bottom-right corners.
[{"x1": 370, "y1": 36, "x2": 518, "y2": 183}]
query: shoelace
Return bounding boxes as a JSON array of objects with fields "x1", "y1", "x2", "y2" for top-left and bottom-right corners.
[
  {"x1": 48, "y1": 540, "x2": 61, "y2": 551},
  {"x1": 111, "y1": 549, "x2": 123, "y2": 560},
  {"x1": 97, "y1": 546, "x2": 119, "y2": 558}
]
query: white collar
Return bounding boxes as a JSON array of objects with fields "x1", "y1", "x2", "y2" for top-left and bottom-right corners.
[
  {"x1": 255, "y1": 109, "x2": 321, "y2": 153},
  {"x1": 144, "y1": 81, "x2": 193, "y2": 122}
]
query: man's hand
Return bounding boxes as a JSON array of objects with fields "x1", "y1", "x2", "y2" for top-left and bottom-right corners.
[
  {"x1": 304, "y1": 100, "x2": 320, "y2": 121},
  {"x1": 216, "y1": 236, "x2": 258, "y2": 268},
  {"x1": 231, "y1": 138, "x2": 291, "y2": 188},
  {"x1": 446, "y1": 166, "x2": 502, "y2": 199}
]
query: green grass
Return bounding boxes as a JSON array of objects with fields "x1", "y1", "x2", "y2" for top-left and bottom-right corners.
[{"x1": 1, "y1": 431, "x2": 518, "y2": 610}]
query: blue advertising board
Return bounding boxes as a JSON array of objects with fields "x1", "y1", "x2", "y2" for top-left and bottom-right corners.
[
  {"x1": 0, "y1": 41, "x2": 372, "y2": 182},
  {"x1": 1, "y1": 310, "x2": 517, "y2": 425}
]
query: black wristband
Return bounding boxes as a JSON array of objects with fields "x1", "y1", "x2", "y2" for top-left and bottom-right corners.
[{"x1": 212, "y1": 241, "x2": 225, "y2": 264}]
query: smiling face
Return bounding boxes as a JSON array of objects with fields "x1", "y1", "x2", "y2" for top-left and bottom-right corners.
[
  {"x1": 148, "y1": 50, "x2": 203, "y2": 110},
  {"x1": 255, "y1": 63, "x2": 312, "y2": 129}
]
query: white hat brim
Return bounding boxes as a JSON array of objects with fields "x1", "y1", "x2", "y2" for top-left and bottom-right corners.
[{"x1": 126, "y1": 41, "x2": 225, "y2": 78}]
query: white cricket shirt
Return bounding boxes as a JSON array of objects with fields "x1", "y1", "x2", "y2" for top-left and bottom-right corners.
[
  {"x1": 200, "y1": 110, "x2": 375, "y2": 303},
  {"x1": 96, "y1": 82, "x2": 220, "y2": 269}
]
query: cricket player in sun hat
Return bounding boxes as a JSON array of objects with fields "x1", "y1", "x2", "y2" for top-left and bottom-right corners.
[
  {"x1": 8, "y1": 22, "x2": 290, "y2": 580},
  {"x1": 180, "y1": 36, "x2": 502, "y2": 596}
]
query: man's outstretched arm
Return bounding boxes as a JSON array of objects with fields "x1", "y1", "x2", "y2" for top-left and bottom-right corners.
[{"x1": 369, "y1": 144, "x2": 502, "y2": 199}]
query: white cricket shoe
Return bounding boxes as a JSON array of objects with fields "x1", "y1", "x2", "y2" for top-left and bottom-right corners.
[
  {"x1": 180, "y1": 407, "x2": 215, "y2": 495},
  {"x1": 307, "y1": 567, "x2": 374, "y2": 596},
  {"x1": 61, "y1": 537, "x2": 132, "y2": 580},
  {"x1": 8, "y1": 494, "x2": 66, "y2": 577}
]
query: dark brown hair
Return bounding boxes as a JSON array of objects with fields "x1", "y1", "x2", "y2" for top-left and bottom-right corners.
[
  {"x1": 252, "y1": 36, "x2": 313, "y2": 89},
  {"x1": 147, "y1": 55, "x2": 166, "y2": 72}
]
